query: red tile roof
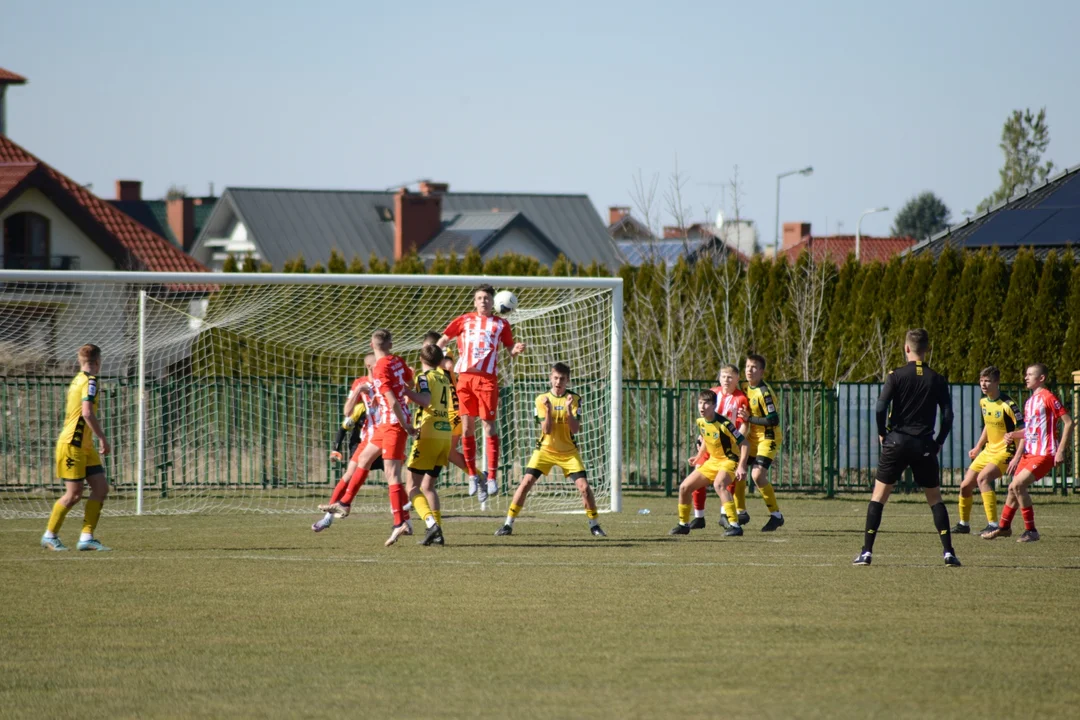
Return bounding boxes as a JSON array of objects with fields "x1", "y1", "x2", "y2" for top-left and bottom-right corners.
[
  {"x1": 0, "y1": 67, "x2": 27, "y2": 84},
  {"x1": 781, "y1": 235, "x2": 916, "y2": 265},
  {"x1": 0, "y1": 134, "x2": 207, "y2": 273}
]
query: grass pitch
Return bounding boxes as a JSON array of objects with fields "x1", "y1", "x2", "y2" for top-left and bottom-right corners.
[{"x1": 2, "y1": 495, "x2": 1079, "y2": 719}]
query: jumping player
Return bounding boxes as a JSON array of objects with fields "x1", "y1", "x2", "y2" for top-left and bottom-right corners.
[
  {"x1": 438, "y1": 284, "x2": 526, "y2": 505},
  {"x1": 670, "y1": 389, "x2": 749, "y2": 536},
  {"x1": 42, "y1": 344, "x2": 112, "y2": 552},
  {"x1": 735, "y1": 354, "x2": 785, "y2": 531},
  {"x1": 688, "y1": 364, "x2": 749, "y2": 529},
  {"x1": 982, "y1": 363, "x2": 1073, "y2": 542},
  {"x1": 405, "y1": 343, "x2": 453, "y2": 546},
  {"x1": 494, "y1": 363, "x2": 606, "y2": 537},
  {"x1": 952, "y1": 366, "x2": 1021, "y2": 535}
]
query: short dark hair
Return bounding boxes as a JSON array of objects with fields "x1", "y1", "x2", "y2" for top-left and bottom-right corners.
[
  {"x1": 419, "y1": 344, "x2": 443, "y2": 368},
  {"x1": 473, "y1": 284, "x2": 495, "y2": 298},
  {"x1": 422, "y1": 331, "x2": 442, "y2": 346},
  {"x1": 746, "y1": 353, "x2": 766, "y2": 370},
  {"x1": 905, "y1": 328, "x2": 929, "y2": 354},
  {"x1": 979, "y1": 366, "x2": 1001, "y2": 382},
  {"x1": 698, "y1": 389, "x2": 717, "y2": 405},
  {"x1": 1028, "y1": 362, "x2": 1049, "y2": 379},
  {"x1": 78, "y1": 344, "x2": 101, "y2": 364},
  {"x1": 551, "y1": 362, "x2": 571, "y2": 378},
  {"x1": 717, "y1": 363, "x2": 740, "y2": 379},
  {"x1": 371, "y1": 329, "x2": 392, "y2": 350}
]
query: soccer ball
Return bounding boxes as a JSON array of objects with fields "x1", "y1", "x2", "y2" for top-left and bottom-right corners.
[{"x1": 493, "y1": 290, "x2": 518, "y2": 314}]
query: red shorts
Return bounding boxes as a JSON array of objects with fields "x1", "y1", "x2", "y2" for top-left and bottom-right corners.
[
  {"x1": 371, "y1": 425, "x2": 408, "y2": 461},
  {"x1": 1016, "y1": 454, "x2": 1054, "y2": 481},
  {"x1": 456, "y1": 372, "x2": 500, "y2": 421}
]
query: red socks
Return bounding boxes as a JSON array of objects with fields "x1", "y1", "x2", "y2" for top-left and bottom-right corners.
[
  {"x1": 692, "y1": 486, "x2": 707, "y2": 511},
  {"x1": 1021, "y1": 506, "x2": 1035, "y2": 531},
  {"x1": 328, "y1": 479, "x2": 348, "y2": 505},
  {"x1": 999, "y1": 504, "x2": 1016, "y2": 530},
  {"x1": 462, "y1": 436, "x2": 478, "y2": 476},
  {"x1": 340, "y1": 467, "x2": 369, "y2": 505},
  {"x1": 486, "y1": 435, "x2": 500, "y2": 481},
  {"x1": 389, "y1": 483, "x2": 409, "y2": 526}
]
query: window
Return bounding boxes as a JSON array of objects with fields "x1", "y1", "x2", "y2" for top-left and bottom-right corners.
[
  {"x1": 3, "y1": 212, "x2": 50, "y2": 269},
  {"x1": 375, "y1": 205, "x2": 394, "y2": 222}
]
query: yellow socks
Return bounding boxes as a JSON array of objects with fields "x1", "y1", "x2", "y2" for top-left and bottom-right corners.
[
  {"x1": 678, "y1": 503, "x2": 691, "y2": 525},
  {"x1": 981, "y1": 491, "x2": 998, "y2": 523},
  {"x1": 759, "y1": 483, "x2": 779, "y2": 513},
  {"x1": 722, "y1": 501, "x2": 738, "y2": 526},
  {"x1": 433, "y1": 510, "x2": 442, "y2": 526},
  {"x1": 586, "y1": 508, "x2": 598, "y2": 520},
  {"x1": 411, "y1": 494, "x2": 434, "y2": 524},
  {"x1": 46, "y1": 500, "x2": 72, "y2": 536},
  {"x1": 958, "y1": 495, "x2": 973, "y2": 524},
  {"x1": 508, "y1": 503, "x2": 523, "y2": 519},
  {"x1": 734, "y1": 480, "x2": 748, "y2": 513}
]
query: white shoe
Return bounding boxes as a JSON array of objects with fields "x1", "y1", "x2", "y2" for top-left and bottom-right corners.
[
  {"x1": 477, "y1": 482, "x2": 489, "y2": 504},
  {"x1": 468, "y1": 475, "x2": 479, "y2": 496},
  {"x1": 486, "y1": 479, "x2": 498, "y2": 497},
  {"x1": 385, "y1": 523, "x2": 410, "y2": 547}
]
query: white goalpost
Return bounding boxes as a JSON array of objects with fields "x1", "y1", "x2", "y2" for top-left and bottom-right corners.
[{"x1": 0, "y1": 270, "x2": 623, "y2": 518}]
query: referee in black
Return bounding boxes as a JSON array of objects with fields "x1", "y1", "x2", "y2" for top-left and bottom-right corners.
[{"x1": 854, "y1": 328, "x2": 961, "y2": 567}]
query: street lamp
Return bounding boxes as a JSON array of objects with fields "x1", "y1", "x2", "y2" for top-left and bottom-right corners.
[
  {"x1": 774, "y1": 166, "x2": 814, "y2": 256},
  {"x1": 855, "y1": 206, "x2": 889, "y2": 261}
]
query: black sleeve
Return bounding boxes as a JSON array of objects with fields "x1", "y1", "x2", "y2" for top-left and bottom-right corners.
[
  {"x1": 875, "y1": 374, "x2": 895, "y2": 438},
  {"x1": 333, "y1": 426, "x2": 348, "y2": 453},
  {"x1": 934, "y1": 376, "x2": 954, "y2": 446}
]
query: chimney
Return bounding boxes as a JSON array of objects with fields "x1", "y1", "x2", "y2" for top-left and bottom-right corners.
[
  {"x1": 115, "y1": 180, "x2": 142, "y2": 202},
  {"x1": 167, "y1": 196, "x2": 196, "y2": 250},
  {"x1": 0, "y1": 67, "x2": 28, "y2": 137},
  {"x1": 663, "y1": 226, "x2": 685, "y2": 239},
  {"x1": 394, "y1": 186, "x2": 444, "y2": 260},
  {"x1": 609, "y1": 206, "x2": 631, "y2": 226},
  {"x1": 782, "y1": 222, "x2": 811, "y2": 249}
]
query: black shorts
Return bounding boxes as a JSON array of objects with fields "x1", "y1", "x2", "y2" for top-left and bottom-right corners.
[
  {"x1": 877, "y1": 433, "x2": 939, "y2": 488},
  {"x1": 751, "y1": 456, "x2": 773, "y2": 470}
]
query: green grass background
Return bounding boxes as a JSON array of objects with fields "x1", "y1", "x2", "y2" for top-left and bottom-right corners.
[{"x1": 2, "y1": 495, "x2": 1078, "y2": 719}]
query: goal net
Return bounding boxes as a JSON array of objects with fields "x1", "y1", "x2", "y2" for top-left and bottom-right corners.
[{"x1": 0, "y1": 271, "x2": 622, "y2": 519}]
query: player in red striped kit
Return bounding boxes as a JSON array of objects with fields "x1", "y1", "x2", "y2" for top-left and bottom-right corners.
[
  {"x1": 687, "y1": 364, "x2": 749, "y2": 529},
  {"x1": 438, "y1": 284, "x2": 526, "y2": 506},
  {"x1": 982, "y1": 363, "x2": 1073, "y2": 542}
]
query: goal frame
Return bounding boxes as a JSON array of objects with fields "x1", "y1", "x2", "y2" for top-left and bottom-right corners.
[{"x1": 0, "y1": 270, "x2": 624, "y2": 514}]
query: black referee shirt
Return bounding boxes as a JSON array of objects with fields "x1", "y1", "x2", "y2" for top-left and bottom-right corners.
[{"x1": 875, "y1": 360, "x2": 953, "y2": 445}]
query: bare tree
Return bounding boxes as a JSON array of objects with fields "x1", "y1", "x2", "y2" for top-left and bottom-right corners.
[{"x1": 787, "y1": 255, "x2": 835, "y2": 380}]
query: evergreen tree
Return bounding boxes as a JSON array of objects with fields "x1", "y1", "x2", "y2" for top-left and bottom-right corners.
[
  {"x1": 1057, "y1": 264, "x2": 1080, "y2": 381},
  {"x1": 428, "y1": 252, "x2": 451, "y2": 275},
  {"x1": 392, "y1": 251, "x2": 425, "y2": 274},
  {"x1": 310, "y1": 262, "x2": 326, "y2": 273},
  {"x1": 943, "y1": 250, "x2": 985, "y2": 380},
  {"x1": 891, "y1": 191, "x2": 951, "y2": 241},
  {"x1": 461, "y1": 247, "x2": 483, "y2": 274},
  {"x1": 368, "y1": 254, "x2": 390, "y2": 274},
  {"x1": 965, "y1": 250, "x2": 1008, "y2": 380},
  {"x1": 1022, "y1": 251, "x2": 1067, "y2": 378},
  {"x1": 551, "y1": 254, "x2": 574, "y2": 277},
  {"x1": 995, "y1": 247, "x2": 1039, "y2": 379},
  {"x1": 821, "y1": 255, "x2": 861, "y2": 383},
  {"x1": 259, "y1": 261, "x2": 273, "y2": 272},
  {"x1": 222, "y1": 254, "x2": 238, "y2": 272},
  {"x1": 241, "y1": 255, "x2": 258, "y2": 272},
  {"x1": 347, "y1": 255, "x2": 365, "y2": 273},
  {"x1": 327, "y1": 249, "x2": 347, "y2": 274},
  {"x1": 923, "y1": 246, "x2": 963, "y2": 375},
  {"x1": 843, "y1": 263, "x2": 884, "y2": 380}
]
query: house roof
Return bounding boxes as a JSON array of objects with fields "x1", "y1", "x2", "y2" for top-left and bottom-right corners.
[
  {"x1": 109, "y1": 198, "x2": 217, "y2": 248},
  {"x1": 422, "y1": 210, "x2": 564, "y2": 259},
  {"x1": 781, "y1": 235, "x2": 916, "y2": 264},
  {"x1": 0, "y1": 67, "x2": 27, "y2": 84},
  {"x1": 910, "y1": 163, "x2": 1080, "y2": 260},
  {"x1": 194, "y1": 187, "x2": 624, "y2": 269},
  {"x1": 0, "y1": 134, "x2": 208, "y2": 272},
  {"x1": 617, "y1": 238, "x2": 750, "y2": 266}
]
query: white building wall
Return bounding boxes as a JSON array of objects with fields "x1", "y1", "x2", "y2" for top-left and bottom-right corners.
[{"x1": 1, "y1": 188, "x2": 117, "y2": 271}]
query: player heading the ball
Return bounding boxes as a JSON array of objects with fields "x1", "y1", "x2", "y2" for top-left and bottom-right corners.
[{"x1": 438, "y1": 284, "x2": 526, "y2": 505}]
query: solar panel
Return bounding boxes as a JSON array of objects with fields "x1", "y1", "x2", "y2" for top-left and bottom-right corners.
[
  {"x1": 1015, "y1": 208, "x2": 1080, "y2": 246},
  {"x1": 963, "y1": 209, "x2": 1056, "y2": 247},
  {"x1": 1035, "y1": 172, "x2": 1080, "y2": 209}
]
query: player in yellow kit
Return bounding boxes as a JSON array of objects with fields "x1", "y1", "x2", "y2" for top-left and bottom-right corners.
[
  {"x1": 42, "y1": 344, "x2": 112, "y2": 551},
  {"x1": 670, "y1": 389, "x2": 749, "y2": 536},
  {"x1": 404, "y1": 343, "x2": 453, "y2": 546},
  {"x1": 494, "y1": 362, "x2": 606, "y2": 537},
  {"x1": 736, "y1": 353, "x2": 785, "y2": 531},
  {"x1": 953, "y1": 366, "x2": 1022, "y2": 535}
]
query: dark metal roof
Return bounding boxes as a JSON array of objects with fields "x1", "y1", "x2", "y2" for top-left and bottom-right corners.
[
  {"x1": 910, "y1": 164, "x2": 1080, "y2": 260},
  {"x1": 193, "y1": 187, "x2": 623, "y2": 269}
]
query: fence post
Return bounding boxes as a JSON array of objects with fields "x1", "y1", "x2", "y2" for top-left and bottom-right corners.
[{"x1": 664, "y1": 387, "x2": 675, "y2": 497}]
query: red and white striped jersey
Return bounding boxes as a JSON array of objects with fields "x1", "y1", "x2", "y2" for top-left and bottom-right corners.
[
  {"x1": 714, "y1": 386, "x2": 750, "y2": 434},
  {"x1": 349, "y1": 375, "x2": 378, "y2": 442},
  {"x1": 371, "y1": 356, "x2": 414, "y2": 427},
  {"x1": 444, "y1": 312, "x2": 514, "y2": 376},
  {"x1": 1023, "y1": 387, "x2": 1068, "y2": 456}
]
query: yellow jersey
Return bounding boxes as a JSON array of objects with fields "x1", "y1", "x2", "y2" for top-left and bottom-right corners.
[
  {"x1": 60, "y1": 371, "x2": 98, "y2": 448},
  {"x1": 414, "y1": 368, "x2": 453, "y2": 439},
  {"x1": 980, "y1": 393, "x2": 1023, "y2": 455},
  {"x1": 444, "y1": 366, "x2": 460, "y2": 430},
  {"x1": 696, "y1": 414, "x2": 744, "y2": 462},
  {"x1": 744, "y1": 381, "x2": 782, "y2": 445},
  {"x1": 534, "y1": 390, "x2": 582, "y2": 455}
]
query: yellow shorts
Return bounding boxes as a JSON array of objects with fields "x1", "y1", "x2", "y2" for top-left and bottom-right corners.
[
  {"x1": 450, "y1": 415, "x2": 462, "y2": 438},
  {"x1": 698, "y1": 456, "x2": 738, "y2": 482},
  {"x1": 55, "y1": 441, "x2": 103, "y2": 481},
  {"x1": 749, "y1": 438, "x2": 779, "y2": 460},
  {"x1": 969, "y1": 448, "x2": 1011, "y2": 476},
  {"x1": 407, "y1": 436, "x2": 451, "y2": 473},
  {"x1": 525, "y1": 448, "x2": 586, "y2": 478}
]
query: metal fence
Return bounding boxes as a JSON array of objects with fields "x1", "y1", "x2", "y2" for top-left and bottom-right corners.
[{"x1": 2, "y1": 377, "x2": 1077, "y2": 498}]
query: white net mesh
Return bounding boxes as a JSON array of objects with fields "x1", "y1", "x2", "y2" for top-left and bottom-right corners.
[{"x1": 0, "y1": 273, "x2": 616, "y2": 518}]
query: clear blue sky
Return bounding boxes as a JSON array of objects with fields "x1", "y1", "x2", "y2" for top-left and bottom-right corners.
[{"x1": 4, "y1": 0, "x2": 1079, "y2": 244}]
